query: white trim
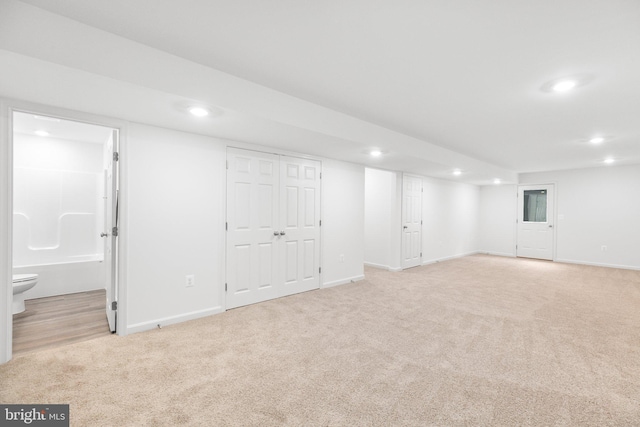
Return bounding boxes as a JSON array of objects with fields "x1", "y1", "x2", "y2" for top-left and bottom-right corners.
[
  {"x1": 0, "y1": 99, "x2": 12, "y2": 364},
  {"x1": 364, "y1": 262, "x2": 402, "y2": 272},
  {"x1": 555, "y1": 259, "x2": 640, "y2": 271},
  {"x1": 127, "y1": 306, "x2": 224, "y2": 335},
  {"x1": 422, "y1": 251, "x2": 480, "y2": 265},
  {"x1": 480, "y1": 251, "x2": 517, "y2": 258},
  {"x1": 322, "y1": 275, "x2": 365, "y2": 289}
]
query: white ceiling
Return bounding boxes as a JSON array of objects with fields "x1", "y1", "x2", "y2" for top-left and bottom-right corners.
[{"x1": 4, "y1": 0, "x2": 640, "y2": 182}]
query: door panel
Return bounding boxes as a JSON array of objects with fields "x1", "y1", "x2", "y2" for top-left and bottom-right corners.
[
  {"x1": 279, "y1": 155, "x2": 321, "y2": 296},
  {"x1": 226, "y1": 148, "x2": 280, "y2": 309},
  {"x1": 517, "y1": 184, "x2": 554, "y2": 260},
  {"x1": 402, "y1": 175, "x2": 422, "y2": 269}
]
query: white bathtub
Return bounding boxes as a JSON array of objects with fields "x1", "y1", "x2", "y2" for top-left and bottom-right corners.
[{"x1": 13, "y1": 255, "x2": 106, "y2": 300}]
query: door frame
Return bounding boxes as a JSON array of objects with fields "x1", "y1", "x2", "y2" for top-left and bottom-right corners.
[
  {"x1": 516, "y1": 183, "x2": 557, "y2": 261},
  {"x1": 0, "y1": 98, "x2": 129, "y2": 364}
]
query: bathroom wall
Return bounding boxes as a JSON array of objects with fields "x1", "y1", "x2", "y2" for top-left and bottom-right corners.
[{"x1": 13, "y1": 132, "x2": 106, "y2": 298}]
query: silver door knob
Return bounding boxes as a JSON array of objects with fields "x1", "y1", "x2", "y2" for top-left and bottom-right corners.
[
  {"x1": 273, "y1": 231, "x2": 279, "y2": 236},
  {"x1": 100, "y1": 232, "x2": 108, "y2": 237},
  {"x1": 280, "y1": 231, "x2": 286, "y2": 236},
  {"x1": 548, "y1": 225, "x2": 553, "y2": 228},
  {"x1": 403, "y1": 226, "x2": 408, "y2": 229}
]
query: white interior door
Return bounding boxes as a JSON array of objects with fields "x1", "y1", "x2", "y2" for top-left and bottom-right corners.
[
  {"x1": 226, "y1": 149, "x2": 321, "y2": 309},
  {"x1": 279, "y1": 156, "x2": 321, "y2": 297},
  {"x1": 517, "y1": 184, "x2": 554, "y2": 260},
  {"x1": 103, "y1": 130, "x2": 118, "y2": 332},
  {"x1": 402, "y1": 174, "x2": 422, "y2": 269},
  {"x1": 226, "y1": 148, "x2": 280, "y2": 309}
]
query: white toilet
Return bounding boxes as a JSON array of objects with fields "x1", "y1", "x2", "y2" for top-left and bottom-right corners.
[{"x1": 12, "y1": 274, "x2": 38, "y2": 314}]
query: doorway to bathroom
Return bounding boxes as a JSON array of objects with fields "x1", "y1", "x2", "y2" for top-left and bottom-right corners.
[{"x1": 11, "y1": 110, "x2": 119, "y2": 355}]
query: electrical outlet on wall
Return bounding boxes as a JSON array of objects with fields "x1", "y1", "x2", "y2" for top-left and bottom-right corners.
[
  {"x1": 601, "y1": 246, "x2": 607, "y2": 252},
  {"x1": 186, "y1": 274, "x2": 195, "y2": 287},
  {"x1": 339, "y1": 254, "x2": 345, "y2": 263}
]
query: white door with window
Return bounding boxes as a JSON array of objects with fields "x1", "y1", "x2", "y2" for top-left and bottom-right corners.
[
  {"x1": 402, "y1": 174, "x2": 422, "y2": 269},
  {"x1": 517, "y1": 184, "x2": 554, "y2": 260},
  {"x1": 226, "y1": 148, "x2": 321, "y2": 309}
]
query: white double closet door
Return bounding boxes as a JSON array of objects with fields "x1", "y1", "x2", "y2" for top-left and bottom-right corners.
[{"x1": 226, "y1": 148, "x2": 322, "y2": 309}]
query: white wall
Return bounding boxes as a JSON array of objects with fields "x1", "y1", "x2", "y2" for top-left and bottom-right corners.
[
  {"x1": 126, "y1": 124, "x2": 226, "y2": 332},
  {"x1": 364, "y1": 168, "x2": 401, "y2": 270},
  {"x1": 364, "y1": 172, "x2": 481, "y2": 268},
  {"x1": 422, "y1": 177, "x2": 480, "y2": 263},
  {"x1": 520, "y1": 165, "x2": 640, "y2": 269},
  {"x1": 125, "y1": 125, "x2": 367, "y2": 333},
  {"x1": 321, "y1": 159, "x2": 365, "y2": 287},
  {"x1": 479, "y1": 184, "x2": 517, "y2": 257}
]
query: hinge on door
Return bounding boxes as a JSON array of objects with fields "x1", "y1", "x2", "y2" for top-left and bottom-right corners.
[
  {"x1": 516, "y1": 245, "x2": 518, "y2": 250},
  {"x1": 421, "y1": 220, "x2": 423, "y2": 225},
  {"x1": 225, "y1": 283, "x2": 227, "y2": 292},
  {"x1": 226, "y1": 160, "x2": 229, "y2": 170},
  {"x1": 226, "y1": 222, "x2": 228, "y2": 231},
  {"x1": 420, "y1": 252, "x2": 423, "y2": 257},
  {"x1": 319, "y1": 267, "x2": 321, "y2": 274},
  {"x1": 319, "y1": 220, "x2": 322, "y2": 226},
  {"x1": 111, "y1": 301, "x2": 118, "y2": 310},
  {"x1": 113, "y1": 152, "x2": 119, "y2": 162},
  {"x1": 320, "y1": 172, "x2": 322, "y2": 179},
  {"x1": 112, "y1": 226, "x2": 118, "y2": 237}
]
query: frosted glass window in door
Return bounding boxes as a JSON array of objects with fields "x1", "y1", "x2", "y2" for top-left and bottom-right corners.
[{"x1": 523, "y1": 190, "x2": 547, "y2": 222}]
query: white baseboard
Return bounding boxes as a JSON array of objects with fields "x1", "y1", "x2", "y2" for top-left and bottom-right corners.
[
  {"x1": 422, "y1": 251, "x2": 480, "y2": 266},
  {"x1": 479, "y1": 251, "x2": 517, "y2": 258},
  {"x1": 555, "y1": 258, "x2": 640, "y2": 271},
  {"x1": 322, "y1": 274, "x2": 365, "y2": 289},
  {"x1": 127, "y1": 306, "x2": 224, "y2": 335},
  {"x1": 364, "y1": 262, "x2": 401, "y2": 272}
]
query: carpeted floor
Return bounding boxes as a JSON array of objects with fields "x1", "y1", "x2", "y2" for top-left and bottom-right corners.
[{"x1": 1, "y1": 254, "x2": 639, "y2": 426}]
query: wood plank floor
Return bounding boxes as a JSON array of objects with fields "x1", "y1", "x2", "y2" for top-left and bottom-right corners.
[{"x1": 12, "y1": 290, "x2": 111, "y2": 356}]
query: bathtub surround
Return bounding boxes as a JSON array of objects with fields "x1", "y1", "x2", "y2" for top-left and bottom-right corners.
[
  {"x1": 12, "y1": 127, "x2": 107, "y2": 299},
  {"x1": 1, "y1": 256, "x2": 638, "y2": 425},
  {"x1": 13, "y1": 131, "x2": 106, "y2": 267},
  {"x1": 12, "y1": 260, "x2": 104, "y2": 300}
]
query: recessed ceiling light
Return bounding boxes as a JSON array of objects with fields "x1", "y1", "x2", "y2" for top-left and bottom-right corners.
[
  {"x1": 370, "y1": 150, "x2": 382, "y2": 157},
  {"x1": 453, "y1": 169, "x2": 462, "y2": 176},
  {"x1": 552, "y1": 80, "x2": 577, "y2": 92},
  {"x1": 540, "y1": 74, "x2": 594, "y2": 93},
  {"x1": 589, "y1": 136, "x2": 605, "y2": 144},
  {"x1": 604, "y1": 158, "x2": 615, "y2": 164},
  {"x1": 34, "y1": 130, "x2": 50, "y2": 137},
  {"x1": 493, "y1": 178, "x2": 501, "y2": 184},
  {"x1": 188, "y1": 106, "x2": 210, "y2": 117}
]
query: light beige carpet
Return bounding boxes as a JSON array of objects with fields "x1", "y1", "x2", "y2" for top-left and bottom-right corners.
[{"x1": 1, "y1": 255, "x2": 639, "y2": 426}]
